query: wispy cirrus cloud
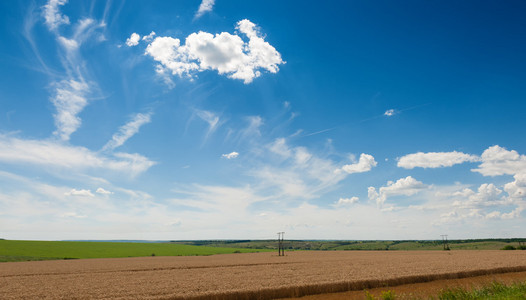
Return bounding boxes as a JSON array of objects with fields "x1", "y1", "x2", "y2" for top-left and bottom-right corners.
[
  {"x1": 65, "y1": 188, "x2": 94, "y2": 197},
  {"x1": 102, "y1": 112, "x2": 152, "y2": 152},
  {"x1": 144, "y1": 19, "x2": 284, "y2": 85},
  {"x1": 0, "y1": 134, "x2": 155, "y2": 176},
  {"x1": 50, "y1": 79, "x2": 90, "y2": 141},
  {"x1": 194, "y1": 109, "x2": 221, "y2": 142},
  {"x1": 96, "y1": 187, "x2": 113, "y2": 195},
  {"x1": 39, "y1": 1, "x2": 107, "y2": 141}
]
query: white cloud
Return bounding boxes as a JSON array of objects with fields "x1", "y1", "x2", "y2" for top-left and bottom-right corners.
[
  {"x1": 142, "y1": 31, "x2": 156, "y2": 42},
  {"x1": 50, "y1": 79, "x2": 90, "y2": 141},
  {"x1": 472, "y1": 145, "x2": 526, "y2": 176},
  {"x1": 96, "y1": 187, "x2": 113, "y2": 195},
  {"x1": 222, "y1": 152, "x2": 239, "y2": 159},
  {"x1": 242, "y1": 116, "x2": 263, "y2": 138},
  {"x1": 437, "y1": 178, "x2": 525, "y2": 223},
  {"x1": 57, "y1": 36, "x2": 79, "y2": 50},
  {"x1": 145, "y1": 36, "x2": 198, "y2": 80},
  {"x1": 126, "y1": 32, "x2": 141, "y2": 46},
  {"x1": 112, "y1": 152, "x2": 157, "y2": 176},
  {"x1": 60, "y1": 212, "x2": 87, "y2": 218},
  {"x1": 102, "y1": 112, "x2": 152, "y2": 152},
  {"x1": 253, "y1": 138, "x2": 348, "y2": 199},
  {"x1": 504, "y1": 173, "x2": 526, "y2": 200},
  {"x1": 452, "y1": 183, "x2": 504, "y2": 209},
  {"x1": 65, "y1": 188, "x2": 94, "y2": 197},
  {"x1": 195, "y1": 109, "x2": 220, "y2": 140},
  {"x1": 42, "y1": 0, "x2": 70, "y2": 31},
  {"x1": 335, "y1": 197, "x2": 359, "y2": 206},
  {"x1": 398, "y1": 151, "x2": 479, "y2": 169},
  {"x1": 195, "y1": 0, "x2": 215, "y2": 19},
  {"x1": 384, "y1": 109, "x2": 395, "y2": 116},
  {"x1": 337, "y1": 153, "x2": 377, "y2": 174},
  {"x1": 269, "y1": 138, "x2": 292, "y2": 158},
  {"x1": 144, "y1": 19, "x2": 284, "y2": 84},
  {"x1": 368, "y1": 176, "x2": 427, "y2": 207},
  {"x1": 0, "y1": 135, "x2": 155, "y2": 176}
]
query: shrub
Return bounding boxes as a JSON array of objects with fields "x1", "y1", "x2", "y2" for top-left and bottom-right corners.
[
  {"x1": 502, "y1": 245, "x2": 516, "y2": 250},
  {"x1": 363, "y1": 290, "x2": 396, "y2": 300},
  {"x1": 381, "y1": 290, "x2": 396, "y2": 300}
]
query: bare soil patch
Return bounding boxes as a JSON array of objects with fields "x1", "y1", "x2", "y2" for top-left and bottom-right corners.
[{"x1": 1, "y1": 251, "x2": 526, "y2": 299}]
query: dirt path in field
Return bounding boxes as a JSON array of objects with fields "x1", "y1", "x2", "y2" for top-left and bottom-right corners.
[
  {"x1": 284, "y1": 271, "x2": 526, "y2": 299},
  {"x1": 1, "y1": 251, "x2": 526, "y2": 299}
]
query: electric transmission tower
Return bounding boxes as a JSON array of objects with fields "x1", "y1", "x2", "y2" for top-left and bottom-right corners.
[{"x1": 277, "y1": 232, "x2": 285, "y2": 256}]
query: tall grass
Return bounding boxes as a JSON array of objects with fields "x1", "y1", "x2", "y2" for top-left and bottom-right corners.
[{"x1": 437, "y1": 281, "x2": 526, "y2": 299}]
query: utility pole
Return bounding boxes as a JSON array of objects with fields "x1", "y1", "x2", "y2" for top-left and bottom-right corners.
[
  {"x1": 441, "y1": 235, "x2": 450, "y2": 250},
  {"x1": 277, "y1": 232, "x2": 285, "y2": 256}
]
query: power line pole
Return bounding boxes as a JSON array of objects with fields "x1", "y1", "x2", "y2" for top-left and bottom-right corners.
[
  {"x1": 277, "y1": 232, "x2": 285, "y2": 256},
  {"x1": 441, "y1": 234, "x2": 450, "y2": 250}
]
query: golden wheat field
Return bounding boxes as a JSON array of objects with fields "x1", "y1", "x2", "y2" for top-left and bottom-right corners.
[{"x1": 2, "y1": 250, "x2": 526, "y2": 299}]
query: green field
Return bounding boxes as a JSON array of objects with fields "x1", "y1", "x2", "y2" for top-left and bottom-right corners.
[
  {"x1": 174, "y1": 238, "x2": 526, "y2": 251},
  {"x1": 2, "y1": 238, "x2": 525, "y2": 263},
  {"x1": 0, "y1": 240, "x2": 268, "y2": 262}
]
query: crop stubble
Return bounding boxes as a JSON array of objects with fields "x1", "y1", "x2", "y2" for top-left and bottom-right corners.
[{"x1": 1, "y1": 250, "x2": 526, "y2": 299}]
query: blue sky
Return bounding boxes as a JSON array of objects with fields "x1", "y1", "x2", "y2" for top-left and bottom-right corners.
[{"x1": 1, "y1": 0, "x2": 525, "y2": 240}]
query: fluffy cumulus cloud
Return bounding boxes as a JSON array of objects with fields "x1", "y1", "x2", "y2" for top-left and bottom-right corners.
[
  {"x1": 145, "y1": 19, "x2": 284, "y2": 84},
  {"x1": 42, "y1": 0, "x2": 70, "y2": 30},
  {"x1": 102, "y1": 112, "x2": 152, "y2": 152},
  {"x1": 384, "y1": 109, "x2": 395, "y2": 116},
  {"x1": 472, "y1": 145, "x2": 526, "y2": 176},
  {"x1": 195, "y1": 0, "x2": 215, "y2": 19},
  {"x1": 438, "y1": 177, "x2": 526, "y2": 223},
  {"x1": 335, "y1": 197, "x2": 359, "y2": 206},
  {"x1": 398, "y1": 151, "x2": 479, "y2": 169},
  {"x1": 126, "y1": 33, "x2": 141, "y2": 46},
  {"x1": 337, "y1": 153, "x2": 377, "y2": 174},
  {"x1": 142, "y1": 31, "x2": 156, "y2": 42},
  {"x1": 222, "y1": 152, "x2": 239, "y2": 159},
  {"x1": 505, "y1": 173, "x2": 526, "y2": 200},
  {"x1": 368, "y1": 176, "x2": 427, "y2": 207},
  {"x1": 452, "y1": 183, "x2": 504, "y2": 209},
  {"x1": 0, "y1": 135, "x2": 155, "y2": 176}
]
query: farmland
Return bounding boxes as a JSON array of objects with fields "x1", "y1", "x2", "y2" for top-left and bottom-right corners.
[
  {"x1": 174, "y1": 238, "x2": 526, "y2": 251},
  {"x1": 1, "y1": 250, "x2": 526, "y2": 299},
  {"x1": 0, "y1": 240, "x2": 266, "y2": 262}
]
